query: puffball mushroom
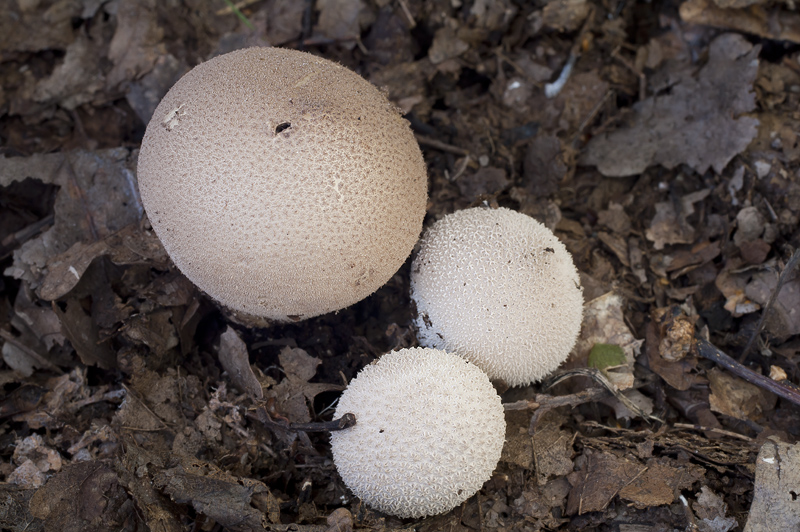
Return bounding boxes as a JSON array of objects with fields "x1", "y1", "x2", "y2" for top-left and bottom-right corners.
[
  {"x1": 137, "y1": 47, "x2": 427, "y2": 321},
  {"x1": 410, "y1": 207, "x2": 583, "y2": 386},
  {"x1": 330, "y1": 347, "x2": 506, "y2": 518}
]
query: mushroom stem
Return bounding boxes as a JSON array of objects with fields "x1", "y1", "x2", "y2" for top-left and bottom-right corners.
[
  {"x1": 290, "y1": 413, "x2": 357, "y2": 432},
  {"x1": 250, "y1": 406, "x2": 356, "y2": 433}
]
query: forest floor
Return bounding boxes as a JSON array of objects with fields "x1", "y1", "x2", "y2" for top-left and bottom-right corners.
[{"x1": 2, "y1": 0, "x2": 800, "y2": 531}]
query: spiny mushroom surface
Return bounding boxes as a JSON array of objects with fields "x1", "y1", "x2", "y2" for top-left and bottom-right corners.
[
  {"x1": 137, "y1": 47, "x2": 427, "y2": 321},
  {"x1": 330, "y1": 347, "x2": 506, "y2": 518},
  {"x1": 410, "y1": 207, "x2": 583, "y2": 386}
]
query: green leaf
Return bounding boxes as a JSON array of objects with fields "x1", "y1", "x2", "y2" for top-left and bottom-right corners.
[{"x1": 588, "y1": 343, "x2": 626, "y2": 371}]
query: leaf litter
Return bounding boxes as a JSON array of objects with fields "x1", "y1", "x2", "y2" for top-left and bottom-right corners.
[{"x1": 1, "y1": 0, "x2": 800, "y2": 530}]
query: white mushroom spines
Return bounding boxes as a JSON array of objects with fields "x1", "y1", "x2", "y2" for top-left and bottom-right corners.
[
  {"x1": 330, "y1": 348, "x2": 506, "y2": 518},
  {"x1": 410, "y1": 207, "x2": 583, "y2": 386},
  {"x1": 137, "y1": 47, "x2": 427, "y2": 321}
]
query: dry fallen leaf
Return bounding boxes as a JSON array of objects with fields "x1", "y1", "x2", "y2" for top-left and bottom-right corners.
[
  {"x1": 265, "y1": 347, "x2": 343, "y2": 423},
  {"x1": 218, "y1": 327, "x2": 263, "y2": 400},
  {"x1": 582, "y1": 33, "x2": 759, "y2": 177}
]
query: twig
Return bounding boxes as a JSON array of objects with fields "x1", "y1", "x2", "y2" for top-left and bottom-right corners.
[
  {"x1": 543, "y1": 367, "x2": 662, "y2": 423},
  {"x1": 215, "y1": 0, "x2": 260, "y2": 15},
  {"x1": 446, "y1": 155, "x2": 471, "y2": 182},
  {"x1": 1, "y1": 213, "x2": 54, "y2": 253},
  {"x1": 571, "y1": 89, "x2": 614, "y2": 146},
  {"x1": 696, "y1": 338, "x2": 800, "y2": 407},
  {"x1": 739, "y1": 247, "x2": 800, "y2": 362},
  {"x1": 673, "y1": 423, "x2": 753, "y2": 442},
  {"x1": 611, "y1": 46, "x2": 646, "y2": 102},
  {"x1": 61, "y1": 157, "x2": 99, "y2": 242},
  {"x1": 414, "y1": 134, "x2": 470, "y2": 156},
  {"x1": 396, "y1": 0, "x2": 416, "y2": 28}
]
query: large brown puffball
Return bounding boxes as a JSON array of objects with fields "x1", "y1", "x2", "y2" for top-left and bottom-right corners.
[
  {"x1": 137, "y1": 47, "x2": 427, "y2": 321},
  {"x1": 410, "y1": 207, "x2": 583, "y2": 386},
  {"x1": 330, "y1": 347, "x2": 506, "y2": 518}
]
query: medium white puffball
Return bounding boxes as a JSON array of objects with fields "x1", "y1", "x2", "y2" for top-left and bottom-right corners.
[{"x1": 410, "y1": 207, "x2": 583, "y2": 386}]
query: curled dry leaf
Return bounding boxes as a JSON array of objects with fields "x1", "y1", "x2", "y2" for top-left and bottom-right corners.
[
  {"x1": 582, "y1": 33, "x2": 759, "y2": 177},
  {"x1": 218, "y1": 327, "x2": 263, "y2": 400}
]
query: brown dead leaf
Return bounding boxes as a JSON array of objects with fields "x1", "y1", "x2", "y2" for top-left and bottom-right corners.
[
  {"x1": 566, "y1": 450, "x2": 645, "y2": 514},
  {"x1": 582, "y1": 33, "x2": 759, "y2": 177},
  {"x1": 501, "y1": 410, "x2": 533, "y2": 469},
  {"x1": 13, "y1": 285, "x2": 64, "y2": 350},
  {"x1": 115, "y1": 442, "x2": 182, "y2": 532},
  {"x1": 645, "y1": 317, "x2": 701, "y2": 391},
  {"x1": 597, "y1": 203, "x2": 631, "y2": 235},
  {"x1": 39, "y1": 223, "x2": 167, "y2": 301},
  {"x1": 512, "y1": 477, "x2": 571, "y2": 529},
  {"x1": 266, "y1": 347, "x2": 342, "y2": 423},
  {"x1": 0, "y1": 484, "x2": 39, "y2": 532},
  {"x1": 121, "y1": 309, "x2": 179, "y2": 357},
  {"x1": 532, "y1": 411, "x2": 574, "y2": 485},
  {"x1": 646, "y1": 189, "x2": 710, "y2": 250},
  {"x1": 31, "y1": 32, "x2": 106, "y2": 110},
  {"x1": 715, "y1": 259, "x2": 761, "y2": 317},
  {"x1": 326, "y1": 508, "x2": 354, "y2": 532},
  {"x1": 745, "y1": 269, "x2": 800, "y2": 338},
  {"x1": 708, "y1": 368, "x2": 776, "y2": 423},
  {"x1": 218, "y1": 328, "x2": 263, "y2": 400},
  {"x1": 106, "y1": 0, "x2": 163, "y2": 89},
  {"x1": 0, "y1": 1, "x2": 79, "y2": 53},
  {"x1": 681, "y1": 0, "x2": 800, "y2": 43},
  {"x1": 456, "y1": 166, "x2": 511, "y2": 202},
  {"x1": 567, "y1": 450, "x2": 704, "y2": 514},
  {"x1": 665, "y1": 241, "x2": 721, "y2": 278},
  {"x1": 153, "y1": 462, "x2": 271, "y2": 531},
  {"x1": 10, "y1": 434, "x2": 62, "y2": 489},
  {"x1": 1, "y1": 150, "x2": 143, "y2": 289},
  {"x1": 597, "y1": 232, "x2": 629, "y2": 267},
  {"x1": 315, "y1": 0, "x2": 371, "y2": 46},
  {"x1": 30, "y1": 460, "x2": 135, "y2": 531},
  {"x1": 618, "y1": 458, "x2": 705, "y2": 509},
  {"x1": 53, "y1": 298, "x2": 116, "y2": 369},
  {"x1": 523, "y1": 135, "x2": 567, "y2": 197},
  {"x1": 428, "y1": 26, "x2": 469, "y2": 65},
  {"x1": 692, "y1": 486, "x2": 738, "y2": 531},
  {"x1": 541, "y1": 0, "x2": 590, "y2": 32}
]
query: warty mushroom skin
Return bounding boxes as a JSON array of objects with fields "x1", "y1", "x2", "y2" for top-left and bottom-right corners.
[
  {"x1": 330, "y1": 347, "x2": 506, "y2": 518},
  {"x1": 137, "y1": 47, "x2": 427, "y2": 321},
  {"x1": 410, "y1": 207, "x2": 584, "y2": 386}
]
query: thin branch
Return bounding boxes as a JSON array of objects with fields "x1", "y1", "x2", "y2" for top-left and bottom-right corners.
[
  {"x1": 697, "y1": 338, "x2": 800, "y2": 407},
  {"x1": 673, "y1": 423, "x2": 753, "y2": 442},
  {"x1": 415, "y1": 134, "x2": 471, "y2": 156},
  {"x1": 543, "y1": 368, "x2": 662, "y2": 423}
]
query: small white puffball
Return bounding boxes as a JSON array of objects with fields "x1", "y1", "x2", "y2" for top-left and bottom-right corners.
[
  {"x1": 330, "y1": 347, "x2": 506, "y2": 518},
  {"x1": 410, "y1": 207, "x2": 583, "y2": 386}
]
